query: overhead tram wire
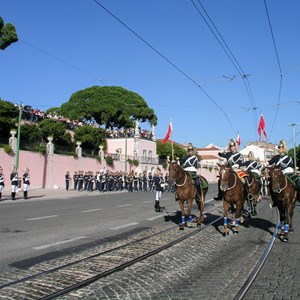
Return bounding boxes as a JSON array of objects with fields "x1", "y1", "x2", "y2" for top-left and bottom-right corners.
[
  {"x1": 190, "y1": 0, "x2": 258, "y2": 136},
  {"x1": 263, "y1": 0, "x2": 283, "y2": 139},
  {"x1": 91, "y1": 0, "x2": 237, "y2": 135},
  {"x1": 20, "y1": 40, "x2": 103, "y2": 84}
]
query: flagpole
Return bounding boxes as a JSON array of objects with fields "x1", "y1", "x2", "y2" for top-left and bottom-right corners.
[{"x1": 170, "y1": 118, "x2": 174, "y2": 160}]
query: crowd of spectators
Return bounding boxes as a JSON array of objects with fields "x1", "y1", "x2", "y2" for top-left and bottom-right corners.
[
  {"x1": 105, "y1": 128, "x2": 153, "y2": 140},
  {"x1": 18, "y1": 104, "x2": 153, "y2": 140}
]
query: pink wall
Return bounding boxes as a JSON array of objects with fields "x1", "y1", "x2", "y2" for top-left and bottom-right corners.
[{"x1": 0, "y1": 148, "x2": 218, "y2": 189}]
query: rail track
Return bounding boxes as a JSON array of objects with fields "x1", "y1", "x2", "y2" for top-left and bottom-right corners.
[{"x1": 0, "y1": 200, "x2": 279, "y2": 300}]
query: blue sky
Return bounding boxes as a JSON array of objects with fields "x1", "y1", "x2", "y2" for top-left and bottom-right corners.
[{"x1": 1, "y1": 0, "x2": 300, "y2": 148}]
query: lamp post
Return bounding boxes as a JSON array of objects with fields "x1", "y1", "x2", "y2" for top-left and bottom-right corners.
[
  {"x1": 15, "y1": 102, "x2": 22, "y2": 169},
  {"x1": 288, "y1": 123, "x2": 299, "y2": 174},
  {"x1": 125, "y1": 129, "x2": 128, "y2": 173}
]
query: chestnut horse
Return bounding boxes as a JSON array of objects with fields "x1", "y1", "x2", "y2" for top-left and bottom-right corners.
[
  {"x1": 218, "y1": 163, "x2": 245, "y2": 235},
  {"x1": 267, "y1": 166, "x2": 298, "y2": 242},
  {"x1": 168, "y1": 162, "x2": 208, "y2": 230},
  {"x1": 244, "y1": 170, "x2": 261, "y2": 216}
]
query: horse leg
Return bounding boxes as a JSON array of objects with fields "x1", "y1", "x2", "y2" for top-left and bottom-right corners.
[
  {"x1": 223, "y1": 200, "x2": 229, "y2": 236},
  {"x1": 187, "y1": 199, "x2": 193, "y2": 224},
  {"x1": 179, "y1": 201, "x2": 186, "y2": 230},
  {"x1": 232, "y1": 201, "x2": 243, "y2": 234},
  {"x1": 277, "y1": 202, "x2": 285, "y2": 239},
  {"x1": 196, "y1": 191, "x2": 205, "y2": 226}
]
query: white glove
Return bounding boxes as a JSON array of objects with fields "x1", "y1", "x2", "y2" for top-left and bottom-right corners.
[{"x1": 232, "y1": 164, "x2": 239, "y2": 168}]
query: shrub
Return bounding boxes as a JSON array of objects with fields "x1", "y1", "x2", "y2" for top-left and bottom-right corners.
[
  {"x1": 105, "y1": 155, "x2": 113, "y2": 166},
  {"x1": 3, "y1": 144, "x2": 12, "y2": 153}
]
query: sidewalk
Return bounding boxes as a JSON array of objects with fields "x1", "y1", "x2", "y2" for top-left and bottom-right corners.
[{"x1": 0, "y1": 188, "x2": 126, "y2": 203}]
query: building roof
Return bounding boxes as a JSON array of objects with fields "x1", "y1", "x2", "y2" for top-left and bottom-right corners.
[{"x1": 200, "y1": 155, "x2": 219, "y2": 160}]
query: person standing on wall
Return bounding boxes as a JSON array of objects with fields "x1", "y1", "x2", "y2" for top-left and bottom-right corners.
[{"x1": 23, "y1": 168, "x2": 30, "y2": 199}]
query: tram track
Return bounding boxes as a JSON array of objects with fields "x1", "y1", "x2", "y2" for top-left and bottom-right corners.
[
  {"x1": 0, "y1": 205, "x2": 224, "y2": 300},
  {"x1": 234, "y1": 208, "x2": 280, "y2": 300},
  {"x1": 0, "y1": 199, "x2": 279, "y2": 300}
]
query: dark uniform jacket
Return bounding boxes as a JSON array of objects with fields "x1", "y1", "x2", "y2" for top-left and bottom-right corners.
[
  {"x1": 268, "y1": 154, "x2": 294, "y2": 170},
  {"x1": 218, "y1": 151, "x2": 242, "y2": 167},
  {"x1": 154, "y1": 175, "x2": 164, "y2": 192}
]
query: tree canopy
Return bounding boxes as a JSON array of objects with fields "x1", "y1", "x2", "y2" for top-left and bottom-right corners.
[
  {"x1": 38, "y1": 119, "x2": 72, "y2": 146},
  {"x1": 156, "y1": 141, "x2": 187, "y2": 160},
  {"x1": 58, "y1": 86, "x2": 157, "y2": 129},
  {"x1": 0, "y1": 17, "x2": 18, "y2": 50},
  {"x1": 74, "y1": 125, "x2": 105, "y2": 151},
  {"x1": 0, "y1": 99, "x2": 18, "y2": 137}
]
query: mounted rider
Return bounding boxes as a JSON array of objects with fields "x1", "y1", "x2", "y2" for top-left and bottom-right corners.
[
  {"x1": 214, "y1": 138, "x2": 251, "y2": 200},
  {"x1": 241, "y1": 151, "x2": 263, "y2": 200},
  {"x1": 265, "y1": 140, "x2": 300, "y2": 195},
  {"x1": 180, "y1": 144, "x2": 202, "y2": 196}
]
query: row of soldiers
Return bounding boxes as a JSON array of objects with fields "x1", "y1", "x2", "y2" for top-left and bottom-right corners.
[
  {"x1": 0, "y1": 167, "x2": 31, "y2": 201},
  {"x1": 66, "y1": 170, "x2": 172, "y2": 193}
]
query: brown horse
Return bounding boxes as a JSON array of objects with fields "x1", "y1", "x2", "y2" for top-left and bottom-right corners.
[
  {"x1": 244, "y1": 171, "x2": 261, "y2": 216},
  {"x1": 168, "y1": 162, "x2": 208, "y2": 230},
  {"x1": 218, "y1": 163, "x2": 245, "y2": 235},
  {"x1": 267, "y1": 166, "x2": 298, "y2": 242}
]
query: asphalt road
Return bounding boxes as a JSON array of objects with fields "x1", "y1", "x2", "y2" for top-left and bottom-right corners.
[{"x1": 0, "y1": 184, "x2": 219, "y2": 273}]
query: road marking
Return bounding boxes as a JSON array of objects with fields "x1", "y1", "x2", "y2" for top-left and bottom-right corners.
[
  {"x1": 33, "y1": 236, "x2": 86, "y2": 250},
  {"x1": 27, "y1": 215, "x2": 58, "y2": 221},
  {"x1": 80, "y1": 208, "x2": 103, "y2": 213},
  {"x1": 162, "y1": 197, "x2": 170, "y2": 200},
  {"x1": 117, "y1": 204, "x2": 132, "y2": 208},
  {"x1": 110, "y1": 222, "x2": 138, "y2": 230},
  {"x1": 142, "y1": 200, "x2": 152, "y2": 204},
  {"x1": 147, "y1": 215, "x2": 164, "y2": 221}
]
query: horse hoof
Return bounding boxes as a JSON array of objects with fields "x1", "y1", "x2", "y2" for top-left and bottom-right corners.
[
  {"x1": 197, "y1": 223, "x2": 201, "y2": 227},
  {"x1": 179, "y1": 226, "x2": 184, "y2": 230},
  {"x1": 223, "y1": 232, "x2": 229, "y2": 237},
  {"x1": 289, "y1": 229, "x2": 294, "y2": 233},
  {"x1": 283, "y1": 237, "x2": 288, "y2": 242},
  {"x1": 233, "y1": 230, "x2": 239, "y2": 234}
]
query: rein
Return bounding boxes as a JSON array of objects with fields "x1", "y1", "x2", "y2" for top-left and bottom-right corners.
[
  {"x1": 176, "y1": 174, "x2": 187, "y2": 187},
  {"x1": 226, "y1": 171, "x2": 237, "y2": 191},
  {"x1": 276, "y1": 175, "x2": 288, "y2": 194}
]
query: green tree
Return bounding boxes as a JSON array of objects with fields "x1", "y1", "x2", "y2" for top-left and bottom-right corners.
[
  {"x1": 0, "y1": 99, "x2": 18, "y2": 137},
  {"x1": 156, "y1": 141, "x2": 187, "y2": 160},
  {"x1": 38, "y1": 119, "x2": 73, "y2": 146},
  {"x1": 288, "y1": 144, "x2": 300, "y2": 170},
  {"x1": 0, "y1": 17, "x2": 18, "y2": 50},
  {"x1": 59, "y1": 86, "x2": 157, "y2": 129},
  {"x1": 74, "y1": 125, "x2": 105, "y2": 151},
  {"x1": 20, "y1": 123, "x2": 43, "y2": 145}
]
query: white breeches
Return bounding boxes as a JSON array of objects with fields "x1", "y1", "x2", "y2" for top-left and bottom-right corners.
[
  {"x1": 155, "y1": 191, "x2": 162, "y2": 201},
  {"x1": 11, "y1": 185, "x2": 18, "y2": 193},
  {"x1": 23, "y1": 184, "x2": 30, "y2": 192}
]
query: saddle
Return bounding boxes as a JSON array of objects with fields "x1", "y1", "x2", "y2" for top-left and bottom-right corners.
[
  {"x1": 186, "y1": 172, "x2": 208, "y2": 189},
  {"x1": 285, "y1": 173, "x2": 300, "y2": 184}
]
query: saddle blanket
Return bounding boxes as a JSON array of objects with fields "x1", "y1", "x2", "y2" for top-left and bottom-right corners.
[
  {"x1": 236, "y1": 171, "x2": 248, "y2": 179},
  {"x1": 285, "y1": 173, "x2": 300, "y2": 184},
  {"x1": 186, "y1": 172, "x2": 208, "y2": 189}
]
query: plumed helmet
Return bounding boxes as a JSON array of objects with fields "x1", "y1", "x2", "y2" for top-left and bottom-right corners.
[
  {"x1": 248, "y1": 151, "x2": 255, "y2": 159},
  {"x1": 228, "y1": 139, "x2": 236, "y2": 148},
  {"x1": 278, "y1": 140, "x2": 288, "y2": 152},
  {"x1": 187, "y1": 143, "x2": 194, "y2": 151}
]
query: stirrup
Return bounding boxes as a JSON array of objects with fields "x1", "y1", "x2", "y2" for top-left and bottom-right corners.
[{"x1": 247, "y1": 193, "x2": 254, "y2": 201}]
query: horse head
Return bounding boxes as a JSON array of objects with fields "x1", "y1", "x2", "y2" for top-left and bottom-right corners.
[
  {"x1": 267, "y1": 165, "x2": 284, "y2": 193},
  {"x1": 218, "y1": 163, "x2": 233, "y2": 192},
  {"x1": 168, "y1": 161, "x2": 182, "y2": 185}
]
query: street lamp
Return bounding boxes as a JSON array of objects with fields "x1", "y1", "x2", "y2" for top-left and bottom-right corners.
[{"x1": 288, "y1": 123, "x2": 299, "y2": 174}]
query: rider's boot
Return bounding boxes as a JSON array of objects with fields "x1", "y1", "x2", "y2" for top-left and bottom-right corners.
[
  {"x1": 213, "y1": 180, "x2": 223, "y2": 200},
  {"x1": 295, "y1": 179, "x2": 300, "y2": 201}
]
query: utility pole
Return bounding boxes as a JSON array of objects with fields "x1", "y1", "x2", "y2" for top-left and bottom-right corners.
[
  {"x1": 16, "y1": 101, "x2": 22, "y2": 169},
  {"x1": 288, "y1": 123, "x2": 299, "y2": 174}
]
